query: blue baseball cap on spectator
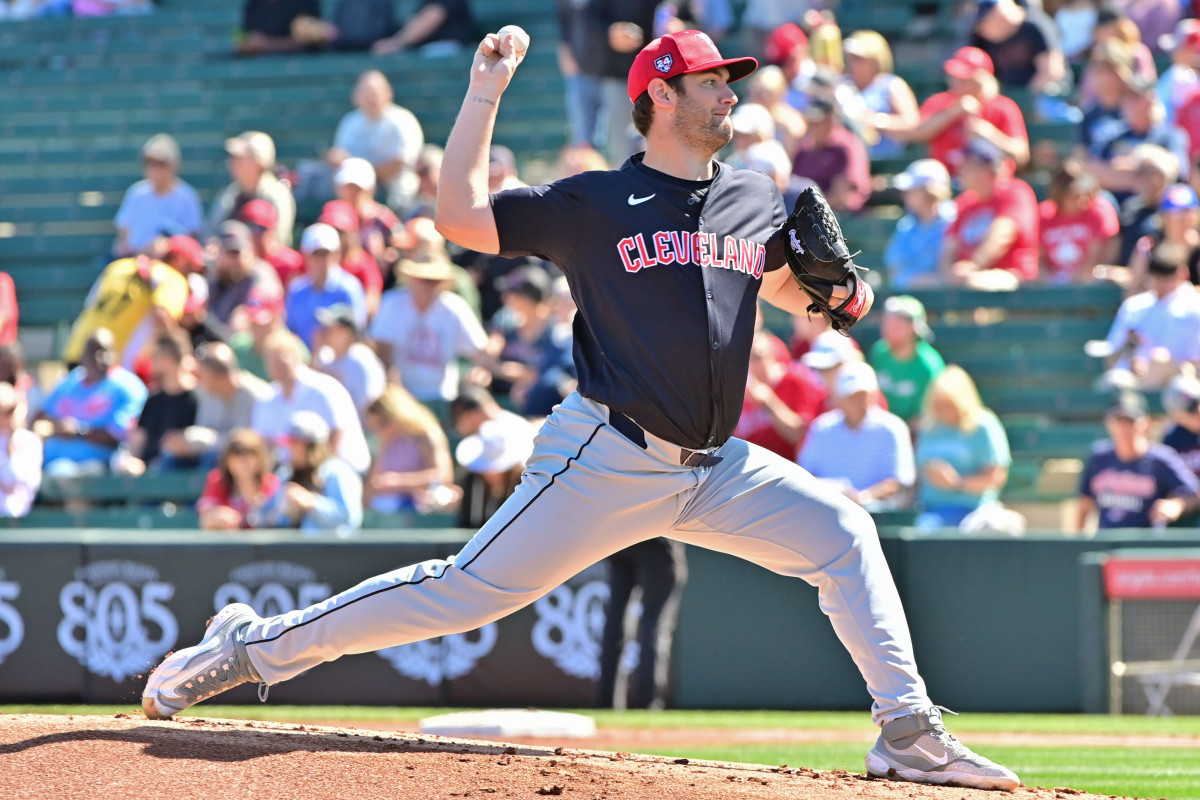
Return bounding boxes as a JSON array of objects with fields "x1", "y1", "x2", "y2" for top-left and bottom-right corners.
[
  {"x1": 962, "y1": 137, "x2": 1007, "y2": 168},
  {"x1": 1161, "y1": 183, "x2": 1199, "y2": 213}
]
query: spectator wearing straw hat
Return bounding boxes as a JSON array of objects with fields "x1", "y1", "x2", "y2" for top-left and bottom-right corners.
[
  {"x1": 114, "y1": 133, "x2": 203, "y2": 257},
  {"x1": 369, "y1": 254, "x2": 494, "y2": 406},
  {"x1": 885, "y1": 158, "x2": 957, "y2": 290},
  {"x1": 285, "y1": 223, "x2": 367, "y2": 350},
  {"x1": 206, "y1": 131, "x2": 296, "y2": 246},
  {"x1": 869, "y1": 296, "x2": 945, "y2": 427},
  {"x1": 240, "y1": 198, "x2": 304, "y2": 288}
]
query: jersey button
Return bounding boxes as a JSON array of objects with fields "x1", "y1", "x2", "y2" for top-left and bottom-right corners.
[
  {"x1": 706, "y1": 291, "x2": 713, "y2": 300},
  {"x1": 711, "y1": 340, "x2": 719, "y2": 350}
]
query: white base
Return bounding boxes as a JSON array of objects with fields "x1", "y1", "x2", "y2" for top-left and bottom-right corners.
[{"x1": 418, "y1": 708, "x2": 597, "y2": 739}]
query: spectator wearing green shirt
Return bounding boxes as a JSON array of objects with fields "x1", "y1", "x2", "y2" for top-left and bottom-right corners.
[
  {"x1": 869, "y1": 295, "x2": 945, "y2": 425},
  {"x1": 914, "y1": 365, "x2": 1012, "y2": 529},
  {"x1": 229, "y1": 292, "x2": 310, "y2": 382}
]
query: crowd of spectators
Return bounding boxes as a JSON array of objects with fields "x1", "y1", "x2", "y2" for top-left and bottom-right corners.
[{"x1": 10, "y1": 1, "x2": 1200, "y2": 537}]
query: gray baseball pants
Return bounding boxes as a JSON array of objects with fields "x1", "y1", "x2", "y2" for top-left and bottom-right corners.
[{"x1": 243, "y1": 391, "x2": 931, "y2": 724}]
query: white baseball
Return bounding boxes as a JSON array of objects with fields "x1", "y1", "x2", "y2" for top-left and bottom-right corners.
[{"x1": 497, "y1": 24, "x2": 530, "y2": 58}]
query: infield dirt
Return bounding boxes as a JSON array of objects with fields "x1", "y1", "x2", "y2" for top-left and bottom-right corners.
[{"x1": 0, "y1": 714, "x2": 1140, "y2": 800}]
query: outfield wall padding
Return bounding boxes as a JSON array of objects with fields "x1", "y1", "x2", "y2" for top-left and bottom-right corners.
[{"x1": 0, "y1": 529, "x2": 1191, "y2": 710}]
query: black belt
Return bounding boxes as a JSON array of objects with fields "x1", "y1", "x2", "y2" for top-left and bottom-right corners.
[{"x1": 609, "y1": 410, "x2": 724, "y2": 469}]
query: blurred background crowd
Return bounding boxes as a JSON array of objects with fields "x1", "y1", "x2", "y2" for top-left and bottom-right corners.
[{"x1": 4, "y1": 0, "x2": 1200, "y2": 539}]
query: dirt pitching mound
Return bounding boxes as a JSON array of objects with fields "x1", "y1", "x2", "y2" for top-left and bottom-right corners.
[{"x1": 0, "y1": 714, "x2": 1122, "y2": 800}]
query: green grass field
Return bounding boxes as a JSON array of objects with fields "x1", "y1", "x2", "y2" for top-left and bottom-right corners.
[{"x1": 4, "y1": 706, "x2": 1199, "y2": 799}]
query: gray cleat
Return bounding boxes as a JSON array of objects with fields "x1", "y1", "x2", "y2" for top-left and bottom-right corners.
[
  {"x1": 142, "y1": 603, "x2": 263, "y2": 720},
  {"x1": 865, "y1": 707, "x2": 1020, "y2": 791}
]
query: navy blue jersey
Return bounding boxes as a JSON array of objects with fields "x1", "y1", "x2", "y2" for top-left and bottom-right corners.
[
  {"x1": 491, "y1": 154, "x2": 789, "y2": 449},
  {"x1": 1162, "y1": 423, "x2": 1200, "y2": 478},
  {"x1": 1079, "y1": 440, "x2": 1199, "y2": 528}
]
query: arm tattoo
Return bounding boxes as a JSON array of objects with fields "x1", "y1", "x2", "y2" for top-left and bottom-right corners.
[{"x1": 470, "y1": 95, "x2": 496, "y2": 106}]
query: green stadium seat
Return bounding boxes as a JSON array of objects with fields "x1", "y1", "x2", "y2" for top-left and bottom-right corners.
[
  {"x1": 37, "y1": 469, "x2": 210, "y2": 505},
  {"x1": 3, "y1": 505, "x2": 201, "y2": 530}
]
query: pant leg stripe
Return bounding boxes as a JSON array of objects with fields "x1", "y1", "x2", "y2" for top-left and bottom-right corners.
[{"x1": 244, "y1": 422, "x2": 607, "y2": 648}]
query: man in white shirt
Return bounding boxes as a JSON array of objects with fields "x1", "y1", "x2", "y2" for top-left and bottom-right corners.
[
  {"x1": 251, "y1": 329, "x2": 371, "y2": 474},
  {"x1": 798, "y1": 362, "x2": 916, "y2": 511},
  {"x1": 1099, "y1": 259, "x2": 1200, "y2": 390},
  {"x1": 369, "y1": 255, "x2": 493, "y2": 404},
  {"x1": 326, "y1": 70, "x2": 425, "y2": 213},
  {"x1": 114, "y1": 134, "x2": 203, "y2": 257}
]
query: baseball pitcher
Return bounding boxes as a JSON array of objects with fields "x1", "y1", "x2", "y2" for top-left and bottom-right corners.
[{"x1": 143, "y1": 27, "x2": 1019, "y2": 791}]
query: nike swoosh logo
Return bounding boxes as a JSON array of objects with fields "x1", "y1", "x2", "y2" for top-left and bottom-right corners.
[
  {"x1": 894, "y1": 740, "x2": 949, "y2": 766},
  {"x1": 627, "y1": 193, "x2": 655, "y2": 205}
]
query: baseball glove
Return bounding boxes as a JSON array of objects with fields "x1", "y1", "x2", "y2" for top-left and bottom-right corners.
[{"x1": 782, "y1": 187, "x2": 870, "y2": 334}]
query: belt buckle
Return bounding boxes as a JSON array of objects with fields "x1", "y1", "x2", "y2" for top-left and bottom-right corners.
[{"x1": 681, "y1": 449, "x2": 722, "y2": 468}]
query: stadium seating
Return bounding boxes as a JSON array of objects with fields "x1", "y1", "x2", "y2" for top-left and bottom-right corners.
[{"x1": 0, "y1": 0, "x2": 1130, "y2": 527}]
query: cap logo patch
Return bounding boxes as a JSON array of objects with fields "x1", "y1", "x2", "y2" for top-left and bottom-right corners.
[{"x1": 654, "y1": 54, "x2": 674, "y2": 73}]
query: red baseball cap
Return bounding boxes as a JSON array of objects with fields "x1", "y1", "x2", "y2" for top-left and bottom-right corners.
[
  {"x1": 764, "y1": 23, "x2": 807, "y2": 66},
  {"x1": 944, "y1": 46, "x2": 994, "y2": 79},
  {"x1": 164, "y1": 235, "x2": 204, "y2": 272},
  {"x1": 627, "y1": 30, "x2": 758, "y2": 103},
  {"x1": 245, "y1": 290, "x2": 283, "y2": 325},
  {"x1": 318, "y1": 199, "x2": 359, "y2": 233},
  {"x1": 240, "y1": 198, "x2": 279, "y2": 229}
]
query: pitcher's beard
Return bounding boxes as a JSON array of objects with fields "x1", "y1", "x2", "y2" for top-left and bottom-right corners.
[{"x1": 672, "y1": 102, "x2": 733, "y2": 157}]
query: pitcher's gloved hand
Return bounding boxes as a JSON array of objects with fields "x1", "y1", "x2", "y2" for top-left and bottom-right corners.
[{"x1": 782, "y1": 187, "x2": 872, "y2": 333}]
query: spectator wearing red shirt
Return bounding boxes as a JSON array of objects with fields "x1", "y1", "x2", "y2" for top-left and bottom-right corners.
[
  {"x1": 791, "y1": 98, "x2": 871, "y2": 213},
  {"x1": 0, "y1": 271, "x2": 17, "y2": 346},
  {"x1": 887, "y1": 47, "x2": 1028, "y2": 176},
  {"x1": 1039, "y1": 161, "x2": 1120, "y2": 283},
  {"x1": 736, "y1": 330, "x2": 827, "y2": 460},
  {"x1": 198, "y1": 427, "x2": 281, "y2": 530},
  {"x1": 943, "y1": 139, "x2": 1040, "y2": 287},
  {"x1": 319, "y1": 200, "x2": 384, "y2": 318},
  {"x1": 240, "y1": 199, "x2": 304, "y2": 288},
  {"x1": 334, "y1": 158, "x2": 402, "y2": 288}
]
